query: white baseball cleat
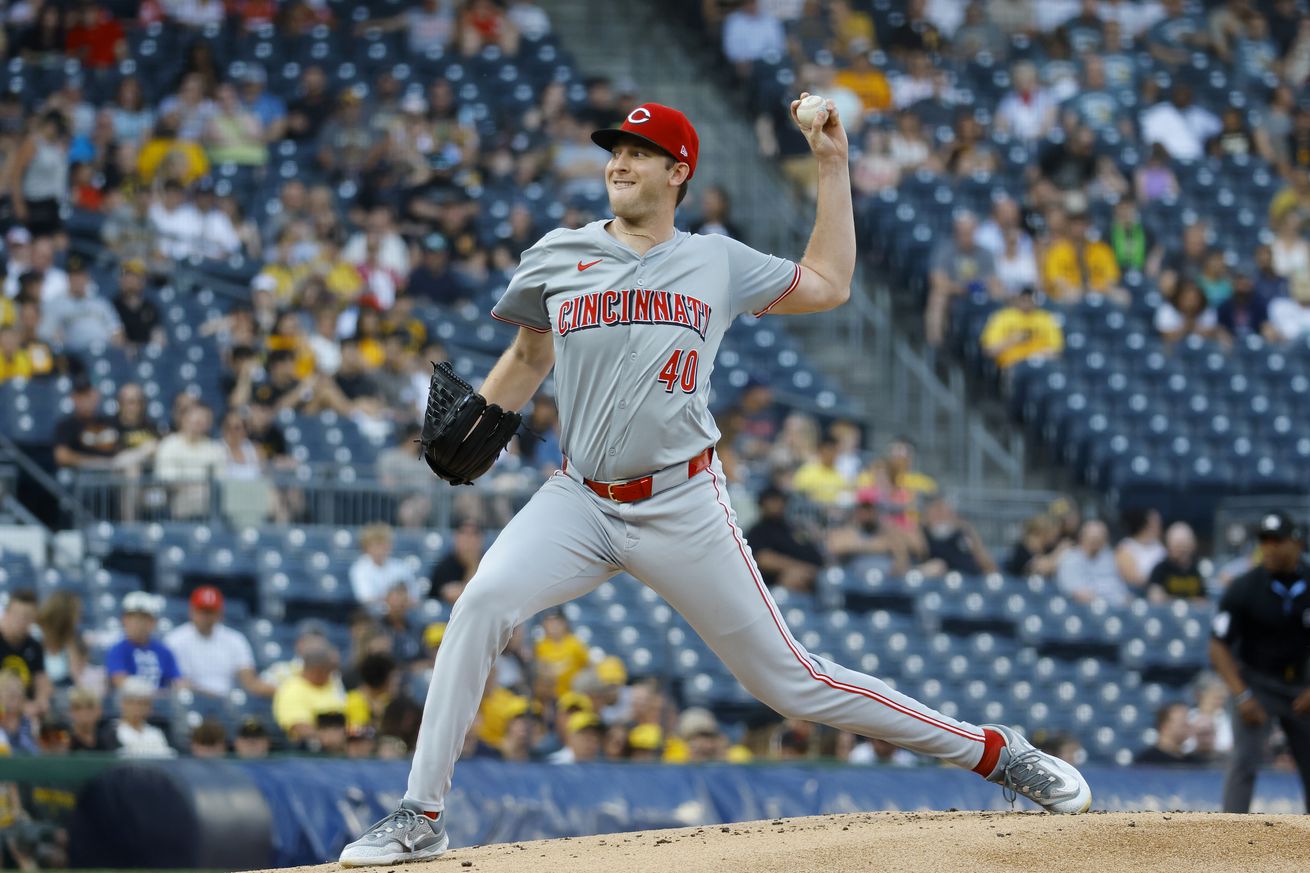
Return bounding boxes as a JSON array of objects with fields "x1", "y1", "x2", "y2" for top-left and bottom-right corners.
[{"x1": 983, "y1": 723, "x2": 1093, "y2": 814}]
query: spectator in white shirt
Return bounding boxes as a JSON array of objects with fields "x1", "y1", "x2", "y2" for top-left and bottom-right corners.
[
  {"x1": 307, "y1": 306, "x2": 342, "y2": 376},
  {"x1": 220, "y1": 410, "x2": 263, "y2": 480},
  {"x1": 3, "y1": 226, "x2": 31, "y2": 297},
  {"x1": 38, "y1": 255, "x2": 124, "y2": 351},
  {"x1": 194, "y1": 181, "x2": 242, "y2": 259},
  {"x1": 803, "y1": 55, "x2": 865, "y2": 135},
  {"x1": 350, "y1": 523, "x2": 422, "y2": 608},
  {"x1": 155, "y1": 402, "x2": 227, "y2": 519},
  {"x1": 157, "y1": 74, "x2": 216, "y2": 142},
  {"x1": 1139, "y1": 83, "x2": 1220, "y2": 161},
  {"x1": 888, "y1": 111, "x2": 933, "y2": 171},
  {"x1": 1024, "y1": 0, "x2": 1077, "y2": 33},
  {"x1": 924, "y1": 0, "x2": 966, "y2": 36},
  {"x1": 1269, "y1": 271, "x2": 1310, "y2": 343},
  {"x1": 165, "y1": 586, "x2": 275, "y2": 698},
  {"x1": 722, "y1": 0, "x2": 786, "y2": 74},
  {"x1": 356, "y1": 0, "x2": 456, "y2": 55},
  {"x1": 405, "y1": 0, "x2": 456, "y2": 53},
  {"x1": 163, "y1": 0, "x2": 226, "y2": 29},
  {"x1": 986, "y1": 0, "x2": 1035, "y2": 36},
  {"x1": 892, "y1": 50, "x2": 948, "y2": 110},
  {"x1": 115, "y1": 676, "x2": 176, "y2": 758},
  {"x1": 996, "y1": 62, "x2": 1057, "y2": 142},
  {"x1": 1099, "y1": 0, "x2": 1165, "y2": 38},
  {"x1": 995, "y1": 226, "x2": 1040, "y2": 296},
  {"x1": 974, "y1": 196, "x2": 1033, "y2": 259},
  {"x1": 1270, "y1": 212, "x2": 1310, "y2": 279},
  {"x1": 1154, "y1": 279, "x2": 1220, "y2": 343},
  {"x1": 341, "y1": 206, "x2": 409, "y2": 278},
  {"x1": 1056, "y1": 520, "x2": 1130, "y2": 607},
  {"x1": 148, "y1": 180, "x2": 204, "y2": 261},
  {"x1": 759, "y1": 0, "x2": 804, "y2": 20},
  {"x1": 29, "y1": 236, "x2": 69, "y2": 304},
  {"x1": 506, "y1": 0, "x2": 550, "y2": 41}
]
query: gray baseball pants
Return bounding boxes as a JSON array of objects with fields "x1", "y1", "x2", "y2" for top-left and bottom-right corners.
[{"x1": 406, "y1": 460, "x2": 991, "y2": 809}]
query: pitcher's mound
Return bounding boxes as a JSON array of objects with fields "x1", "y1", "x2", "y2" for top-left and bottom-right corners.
[{"x1": 251, "y1": 810, "x2": 1310, "y2": 873}]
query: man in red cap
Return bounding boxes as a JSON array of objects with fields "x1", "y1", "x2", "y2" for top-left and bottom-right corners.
[
  {"x1": 342, "y1": 92, "x2": 1088, "y2": 868},
  {"x1": 164, "y1": 585, "x2": 275, "y2": 699}
]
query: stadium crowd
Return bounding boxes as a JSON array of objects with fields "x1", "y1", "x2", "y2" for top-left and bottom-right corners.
[
  {"x1": 0, "y1": 492, "x2": 1269, "y2": 769},
  {"x1": 0, "y1": 0, "x2": 1302, "y2": 815},
  {"x1": 700, "y1": 0, "x2": 1310, "y2": 357}
]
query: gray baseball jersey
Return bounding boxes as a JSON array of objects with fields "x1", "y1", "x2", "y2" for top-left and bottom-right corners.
[
  {"x1": 396, "y1": 220, "x2": 999, "y2": 821},
  {"x1": 491, "y1": 220, "x2": 801, "y2": 481}
]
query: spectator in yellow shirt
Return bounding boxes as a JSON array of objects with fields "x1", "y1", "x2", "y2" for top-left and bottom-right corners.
[
  {"x1": 980, "y1": 286, "x2": 1065, "y2": 369},
  {"x1": 312, "y1": 236, "x2": 364, "y2": 302},
  {"x1": 0, "y1": 326, "x2": 35, "y2": 382},
  {"x1": 266, "y1": 310, "x2": 318, "y2": 378},
  {"x1": 15, "y1": 301, "x2": 53, "y2": 377},
  {"x1": 1268, "y1": 167, "x2": 1310, "y2": 227},
  {"x1": 830, "y1": 0, "x2": 876, "y2": 58},
  {"x1": 534, "y1": 610, "x2": 590, "y2": 699},
  {"x1": 791, "y1": 437, "x2": 851, "y2": 505},
  {"x1": 136, "y1": 116, "x2": 211, "y2": 185},
  {"x1": 476, "y1": 665, "x2": 530, "y2": 749},
  {"x1": 272, "y1": 642, "x2": 347, "y2": 741},
  {"x1": 856, "y1": 437, "x2": 938, "y2": 530},
  {"x1": 835, "y1": 44, "x2": 892, "y2": 114},
  {"x1": 884, "y1": 435, "x2": 938, "y2": 500},
  {"x1": 1040, "y1": 209, "x2": 1129, "y2": 304}
]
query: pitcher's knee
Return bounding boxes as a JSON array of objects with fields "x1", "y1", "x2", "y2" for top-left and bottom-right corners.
[
  {"x1": 448, "y1": 572, "x2": 520, "y2": 630},
  {"x1": 740, "y1": 680, "x2": 809, "y2": 721}
]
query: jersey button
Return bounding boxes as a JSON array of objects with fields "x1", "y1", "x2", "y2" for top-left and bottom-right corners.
[
  {"x1": 608, "y1": 448, "x2": 616, "y2": 455},
  {"x1": 618, "y1": 400, "x2": 627, "y2": 408},
  {"x1": 630, "y1": 352, "x2": 637, "y2": 360}
]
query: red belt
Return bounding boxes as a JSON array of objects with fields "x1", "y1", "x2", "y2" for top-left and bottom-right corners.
[{"x1": 565, "y1": 447, "x2": 714, "y2": 503}]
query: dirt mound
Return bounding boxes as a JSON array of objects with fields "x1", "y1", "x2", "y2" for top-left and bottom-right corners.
[{"x1": 251, "y1": 810, "x2": 1310, "y2": 873}]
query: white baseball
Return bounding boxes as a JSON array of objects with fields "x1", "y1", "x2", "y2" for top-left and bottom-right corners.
[{"x1": 795, "y1": 94, "x2": 827, "y2": 129}]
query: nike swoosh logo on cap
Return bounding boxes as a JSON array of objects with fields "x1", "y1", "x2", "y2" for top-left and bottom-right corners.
[{"x1": 578, "y1": 259, "x2": 602, "y2": 271}]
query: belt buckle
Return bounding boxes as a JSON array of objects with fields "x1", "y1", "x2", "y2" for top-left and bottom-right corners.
[{"x1": 607, "y1": 482, "x2": 620, "y2": 501}]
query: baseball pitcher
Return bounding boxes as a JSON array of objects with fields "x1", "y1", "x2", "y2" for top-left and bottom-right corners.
[{"x1": 340, "y1": 94, "x2": 1091, "y2": 866}]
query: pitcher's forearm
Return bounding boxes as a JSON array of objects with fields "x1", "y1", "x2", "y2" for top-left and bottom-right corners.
[{"x1": 800, "y1": 158, "x2": 857, "y2": 291}]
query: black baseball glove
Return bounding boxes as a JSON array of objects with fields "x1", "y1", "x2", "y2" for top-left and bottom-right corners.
[{"x1": 419, "y1": 361, "x2": 522, "y2": 486}]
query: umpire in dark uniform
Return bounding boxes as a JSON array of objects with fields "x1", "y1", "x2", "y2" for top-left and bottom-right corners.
[{"x1": 1210, "y1": 512, "x2": 1310, "y2": 812}]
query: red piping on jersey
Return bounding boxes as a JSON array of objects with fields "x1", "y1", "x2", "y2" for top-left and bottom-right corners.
[
  {"x1": 490, "y1": 311, "x2": 551, "y2": 333},
  {"x1": 752, "y1": 263, "x2": 803, "y2": 317},
  {"x1": 706, "y1": 466, "x2": 986, "y2": 745}
]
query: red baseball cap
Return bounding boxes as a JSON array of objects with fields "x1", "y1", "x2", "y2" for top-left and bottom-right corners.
[
  {"x1": 191, "y1": 585, "x2": 224, "y2": 611},
  {"x1": 591, "y1": 103, "x2": 700, "y2": 180}
]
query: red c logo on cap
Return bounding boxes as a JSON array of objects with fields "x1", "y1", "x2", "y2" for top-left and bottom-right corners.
[{"x1": 626, "y1": 108, "x2": 652, "y2": 125}]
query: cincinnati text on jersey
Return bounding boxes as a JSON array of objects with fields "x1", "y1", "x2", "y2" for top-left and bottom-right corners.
[{"x1": 556, "y1": 289, "x2": 712, "y2": 340}]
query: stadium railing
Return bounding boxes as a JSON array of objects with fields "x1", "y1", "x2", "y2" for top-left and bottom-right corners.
[{"x1": 66, "y1": 466, "x2": 494, "y2": 530}]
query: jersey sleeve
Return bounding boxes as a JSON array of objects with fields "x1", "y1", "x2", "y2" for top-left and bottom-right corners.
[
  {"x1": 234, "y1": 632, "x2": 255, "y2": 672},
  {"x1": 491, "y1": 229, "x2": 566, "y2": 333},
  {"x1": 1212, "y1": 579, "x2": 1242, "y2": 643},
  {"x1": 721, "y1": 235, "x2": 802, "y2": 318}
]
